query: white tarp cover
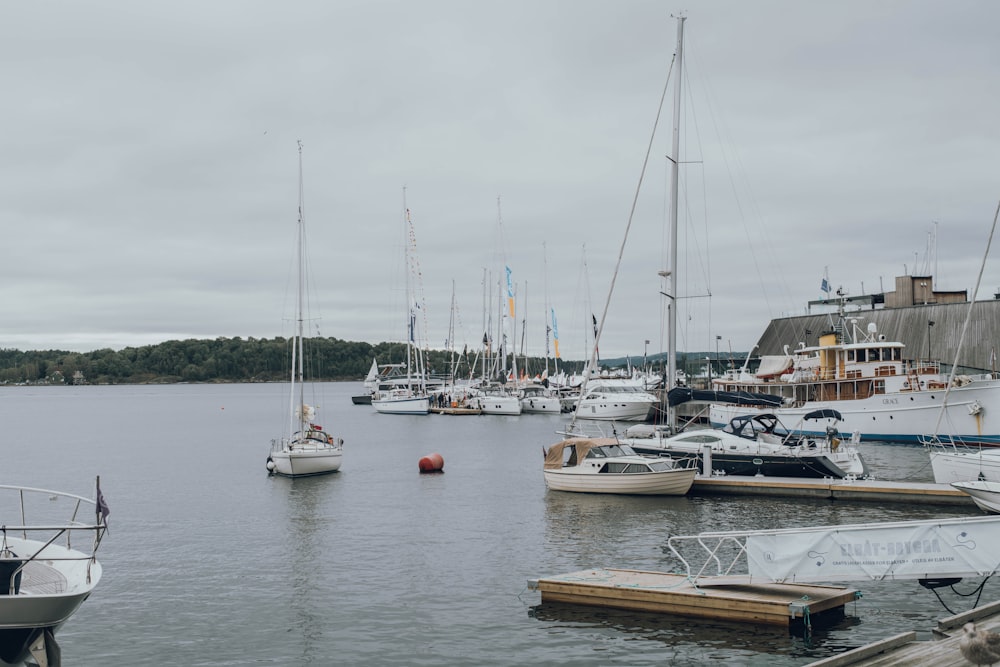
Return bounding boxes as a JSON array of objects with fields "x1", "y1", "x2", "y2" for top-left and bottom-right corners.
[
  {"x1": 745, "y1": 516, "x2": 1000, "y2": 583},
  {"x1": 755, "y1": 355, "x2": 793, "y2": 378}
]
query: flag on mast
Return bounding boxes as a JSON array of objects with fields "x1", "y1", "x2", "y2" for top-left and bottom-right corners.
[
  {"x1": 505, "y1": 265, "x2": 515, "y2": 318},
  {"x1": 551, "y1": 308, "x2": 560, "y2": 359}
]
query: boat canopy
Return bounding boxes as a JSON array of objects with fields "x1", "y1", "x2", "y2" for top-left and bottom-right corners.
[
  {"x1": 543, "y1": 438, "x2": 617, "y2": 469},
  {"x1": 755, "y1": 355, "x2": 793, "y2": 378},
  {"x1": 666, "y1": 387, "x2": 784, "y2": 408}
]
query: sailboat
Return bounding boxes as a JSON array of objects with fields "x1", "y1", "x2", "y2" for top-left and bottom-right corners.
[
  {"x1": 372, "y1": 200, "x2": 432, "y2": 415},
  {"x1": 558, "y1": 16, "x2": 866, "y2": 480},
  {"x1": 266, "y1": 142, "x2": 343, "y2": 477},
  {"x1": 925, "y1": 202, "x2": 1000, "y2": 483}
]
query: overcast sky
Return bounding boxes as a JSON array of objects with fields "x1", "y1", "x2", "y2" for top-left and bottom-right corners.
[{"x1": 2, "y1": 1, "x2": 998, "y2": 362}]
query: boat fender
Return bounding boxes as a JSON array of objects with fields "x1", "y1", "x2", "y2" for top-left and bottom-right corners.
[
  {"x1": 265, "y1": 456, "x2": 276, "y2": 473},
  {"x1": 418, "y1": 452, "x2": 444, "y2": 473}
]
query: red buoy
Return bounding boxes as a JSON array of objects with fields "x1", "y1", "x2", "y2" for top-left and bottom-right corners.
[{"x1": 418, "y1": 452, "x2": 444, "y2": 473}]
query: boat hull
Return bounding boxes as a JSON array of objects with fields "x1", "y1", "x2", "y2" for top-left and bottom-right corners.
[
  {"x1": 630, "y1": 445, "x2": 857, "y2": 478},
  {"x1": 269, "y1": 448, "x2": 342, "y2": 477},
  {"x1": 575, "y1": 401, "x2": 653, "y2": 421},
  {"x1": 476, "y1": 396, "x2": 522, "y2": 415},
  {"x1": 951, "y1": 480, "x2": 1000, "y2": 513},
  {"x1": 929, "y1": 448, "x2": 1000, "y2": 483},
  {"x1": 521, "y1": 397, "x2": 561, "y2": 414},
  {"x1": 372, "y1": 396, "x2": 430, "y2": 415},
  {"x1": 543, "y1": 468, "x2": 695, "y2": 495}
]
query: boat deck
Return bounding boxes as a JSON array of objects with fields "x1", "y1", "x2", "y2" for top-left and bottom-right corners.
[
  {"x1": 19, "y1": 560, "x2": 67, "y2": 595},
  {"x1": 529, "y1": 568, "x2": 859, "y2": 626},
  {"x1": 691, "y1": 476, "x2": 975, "y2": 506},
  {"x1": 806, "y1": 600, "x2": 1000, "y2": 666}
]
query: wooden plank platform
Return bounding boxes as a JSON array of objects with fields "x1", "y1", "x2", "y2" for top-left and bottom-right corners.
[
  {"x1": 806, "y1": 600, "x2": 1000, "y2": 666},
  {"x1": 429, "y1": 406, "x2": 482, "y2": 415},
  {"x1": 690, "y1": 476, "x2": 975, "y2": 506},
  {"x1": 529, "y1": 568, "x2": 859, "y2": 626}
]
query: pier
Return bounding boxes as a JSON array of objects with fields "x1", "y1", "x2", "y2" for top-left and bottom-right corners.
[
  {"x1": 806, "y1": 600, "x2": 1000, "y2": 666},
  {"x1": 690, "y1": 476, "x2": 975, "y2": 506}
]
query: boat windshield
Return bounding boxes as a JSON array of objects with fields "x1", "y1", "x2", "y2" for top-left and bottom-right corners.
[{"x1": 586, "y1": 444, "x2": 638, "y2": 458}]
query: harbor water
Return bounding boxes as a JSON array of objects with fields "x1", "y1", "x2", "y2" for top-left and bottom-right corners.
[{"x1": 4, "y1": 382, "x2": 997, "y2": 666}]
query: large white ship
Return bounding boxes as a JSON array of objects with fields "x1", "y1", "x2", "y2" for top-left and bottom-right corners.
[{"x1": 708, "y1": 315, "x2": 1000, "y2": 446}]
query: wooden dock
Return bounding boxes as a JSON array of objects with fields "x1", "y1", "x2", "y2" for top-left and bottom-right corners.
[
  {"x1": 529, "y1": 568, "x2": 859, "y2": 626},
  {"x1": 806, "y1": 600, "x2": 1000, "y2": 666},
  {"x1": 690, "y1": 476, "x2": 975, "y2": 506}
]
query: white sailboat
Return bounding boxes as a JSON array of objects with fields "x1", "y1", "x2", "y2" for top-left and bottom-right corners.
[
  {"x1": 372, "y1": 200, "x2": 431, "y2": 415},
  {"x1": 266, "y1": 142, "x2": 343, "y2": 477},
  {"x1": 926, "y1": 201, "x2": 1000, "y2": 482}
]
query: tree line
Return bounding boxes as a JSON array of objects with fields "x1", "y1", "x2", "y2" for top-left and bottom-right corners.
[{"x1": 0, "y1": 337, "x2": 590, "y2": 385}]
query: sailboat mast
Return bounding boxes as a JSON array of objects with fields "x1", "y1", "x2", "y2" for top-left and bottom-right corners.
[
  {"x1": 292, "y1": 140, "x2": 307, "y2": 435},
  {"x1": 666, "y1": 15, "x2": 685, "y2": 430}
]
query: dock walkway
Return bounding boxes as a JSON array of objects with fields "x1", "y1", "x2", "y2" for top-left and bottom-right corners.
[
  {"x1": 806, "y1": 600, "x2": 1000, "y2": 666},
  {"x1": 690, "y1": 476, "x2": 975, "y2": 506}
]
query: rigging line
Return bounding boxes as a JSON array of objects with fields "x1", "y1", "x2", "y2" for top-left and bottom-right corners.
[
  {"x1": 573, "y1": 54, "x2": 677, "y2": 424},
  {"x1": 931, "y1": 199, "x2": 1000, "y2": 440},
  {"x1": 686, "y1": 27, "x2": 793, "y2": 324}
]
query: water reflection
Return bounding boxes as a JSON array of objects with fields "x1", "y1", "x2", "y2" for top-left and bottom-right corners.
[{"x1": 528, "y1": 602, "x2": 864, "y2": 662}]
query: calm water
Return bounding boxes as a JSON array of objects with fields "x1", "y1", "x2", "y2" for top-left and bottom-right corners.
[{"x1": 3, "y1": 382, "x2": 995, "y2": 666}]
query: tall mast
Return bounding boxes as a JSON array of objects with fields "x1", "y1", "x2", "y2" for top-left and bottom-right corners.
[
  {"x1": 291, "y1": 140, "x2": 306, "y2": 435},
  {"x1": 402, "y1": 188, "x2": 413, "y2": 388},
  {"x1": 666, "y1": 15, "x2": 685, "y2": 430}
]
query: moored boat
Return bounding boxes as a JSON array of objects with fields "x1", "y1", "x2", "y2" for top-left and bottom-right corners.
[
  {"x1": 542, "y1": 439, "x2": 696, "y2": 495},
  {"x1": 266, "y1": 143, "x2": 343, "y2": 477},
  {"x1": 951, "y1": 480, "x2": 1000, "y2": 513},
  {"x1": 574, "y1": 379, "x2": 657, "y2": 422},
  {"x1": 622, "y1": 409, "x2": 868, "y2": 479},
  {"x1": 709, "y1": 309, "x2": 1000, "y2": 445},
  {"x1": 0, "y1": 480, "x2": 108, "y2": 665}
]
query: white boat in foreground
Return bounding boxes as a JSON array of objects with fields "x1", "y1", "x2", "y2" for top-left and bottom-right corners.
[
  {"x1": 542, "y1": 439, "x2": 696, "y2": 495},
  {"x1": 0, "y1": 480, "x2": 108, "y2": 665},
  {"x1": 951, "y1": 480, "x2": 1000, "y2": 514},
  {"x1": 266, "y1": 143, "x2": 343, "y2": 477}
]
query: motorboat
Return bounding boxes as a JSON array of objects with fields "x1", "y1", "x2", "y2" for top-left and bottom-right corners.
[
  {"x1": 372, "y1": 388, "x2": 431, "y2": 415},
  {"x1": 951, "y1": 480, "x2": 1000, "y2": 513},
  {"x1": 519, "y1": 383, "x2": 561, "y2": 414},
  {"x1": 0, "y1": 480, "x2": 108, "y2": 665},
  {"x1": 622, "y1": 409, "x2": 868, "y2": 479},
  {"x1": 542, "y1": 439, "x2": 696, "y2": 495},
  {"x1": 574, "y1": 379, "x2": 657, "y2": 422},
  {"x1": 266, "y1": 143, "x2": 343, "y2": 477},
  {"x1": 472, "y1": 384, "x2": 522, "y2": 415}
]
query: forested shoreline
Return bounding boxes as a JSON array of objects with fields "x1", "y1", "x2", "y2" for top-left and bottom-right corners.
[{"x1": 0, "y1": 337, "x2": 589, "y2": 385}]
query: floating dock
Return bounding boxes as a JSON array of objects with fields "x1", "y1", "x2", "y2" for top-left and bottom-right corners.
[
  {"x1": 690, "y1": 476, "x2": 975, "y2": 506},
  {"x1": 529, "y1": 568, "x2": 859, "y2": 626}
]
